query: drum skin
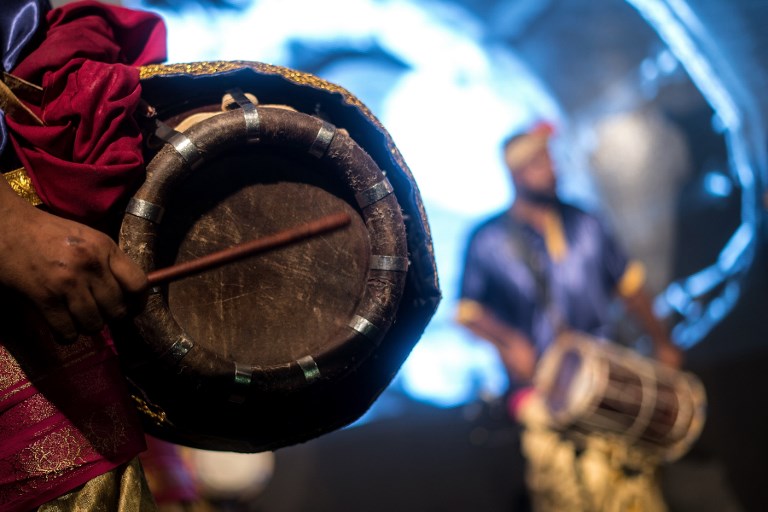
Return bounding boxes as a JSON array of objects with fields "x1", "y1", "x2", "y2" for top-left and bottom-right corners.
[{"x1": 112, "y1": 62, "x2": 441, "y2": 453}]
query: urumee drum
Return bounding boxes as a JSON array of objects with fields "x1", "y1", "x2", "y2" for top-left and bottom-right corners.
[
  {"x1": 534, "y1": 332, "x2": 706, "y2": 461},
  {"x1": 112, "y1": 62, "x2": 440, "y2": 453}
]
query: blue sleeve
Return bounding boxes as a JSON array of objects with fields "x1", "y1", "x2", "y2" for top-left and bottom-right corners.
[
  {"x1": 1, "y1": 0, "x2": 49, "y2": 72},
  {"x1": 598, "y1": 217, "x2": 629, "y2": 290},
  {"x1": 0, "y1": 0, "x2": 50, "y2": 155},
  {"x1": 459, "y1": 229, "x2": 490, "y2": 304}
]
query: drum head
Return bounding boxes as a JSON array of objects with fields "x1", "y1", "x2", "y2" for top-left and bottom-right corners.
[
  {"x1": 161, "y1": 150, "x2": 370, "y2": 367},
  {"x1": 545, "y1": 348, "x2": 583, "y2": 415}
]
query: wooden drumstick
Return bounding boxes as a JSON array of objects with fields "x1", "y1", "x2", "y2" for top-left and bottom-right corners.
[{"x1": 146, "y1": 211, "x2": 352, "y2": 286}]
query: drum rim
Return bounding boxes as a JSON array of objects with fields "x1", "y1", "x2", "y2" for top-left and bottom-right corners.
[
  {"x1": 119, "y1": 102, "x2": 408, "y2": 401},
  {"x1": 662, "y1": 372, "x2": 707, "y2": 462},
  {"x1": 535, "y1": 333, "x2": 601, "y2": 425}
]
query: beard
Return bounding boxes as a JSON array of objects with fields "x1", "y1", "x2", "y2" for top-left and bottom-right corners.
[{"x1": 515, "y1": 186, "x2": 559, "y2": 205}]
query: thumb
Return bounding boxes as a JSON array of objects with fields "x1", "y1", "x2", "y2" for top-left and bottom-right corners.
[{"x1": 108, "y1": 245, "x2": 148, "y2": 297}]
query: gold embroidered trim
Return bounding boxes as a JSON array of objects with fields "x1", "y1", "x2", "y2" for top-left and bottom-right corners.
[
  {"x1": 131, "y1": 393, "x2": 170, "y2": 427},
  {"x1": 140, "y1": 61, "x2": 366, "y2": 110},
  {"x1": 0, "y1": 381, "x2": 31, "y2": 402},
  {"x1": 0, "y1": 346, "x2": 26, "y2": 392},
  {"x1": 20, "y1": 425, "x2": 86, "y2": 476},
  {"x1": 618, "y1": 260, "x2": 647, "y2": 298},
  {"x1": 455, "y1": 299, "x2": 484, "y2": 326},
  {"x1": 36, "y1": 457, "x2": 157, "y2": 510},
  {"x1": 542, "y1": 210, "x2": 568, "y2": 263},
  {"x1": 4, "y1": 167, "x2": 42, "y2": 206},
  {"x1": 140, "y1": 61, "x2": 249, "y2": 80}
]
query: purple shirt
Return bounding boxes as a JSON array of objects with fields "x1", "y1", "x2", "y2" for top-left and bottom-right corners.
[{"x1": 460, "y1": 202, "x2": 628, "y2": 354}]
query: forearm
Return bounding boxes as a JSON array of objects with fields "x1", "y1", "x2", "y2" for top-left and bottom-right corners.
[
  {"x1": 456, "y1": 300, "x2": 536, "y2": 383},
  {"x1": 456, "y1": 300, "x2": 522, "y2": 347},
  {"x1": 622, "y1": 287, "x2": 682, "y2": 367},
  {"x1": 623, "y1": 288, "x2": 667, "y2": 343},
  {"x1": 0, "y1": 176, "x2": 147, "y2": 341}
]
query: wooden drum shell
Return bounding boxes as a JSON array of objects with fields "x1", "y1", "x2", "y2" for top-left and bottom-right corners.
[{"x1": 535, "y1": 332, "x2": 706, "y2": 461}]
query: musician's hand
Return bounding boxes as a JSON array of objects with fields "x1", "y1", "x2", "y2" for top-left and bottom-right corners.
[
  {"x1": 456, "y1": 300, "x2": 538, "y2": 384},
  {"x1": 497, "y1": 336, "x2": 537, "y2": 384},
  {"x1": 654, "y1": 339, "x2": 684, "y2": 369},
  {"x1": 0, "y1": 202, "x2": 148, "y2": 343}
]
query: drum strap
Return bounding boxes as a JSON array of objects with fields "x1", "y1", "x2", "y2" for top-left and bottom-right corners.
[{"x1": 505, "y1": 215, "x2": 567, "y2": 338}]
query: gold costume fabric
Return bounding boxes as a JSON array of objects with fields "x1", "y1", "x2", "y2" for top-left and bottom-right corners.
[
  {"x1": 37, "y1": 458, "x2": 157, "y2": 512},
  {"x1": 518, "y1": 392, "x2": 668, "y2": 512},
  {"x1": 0, "y1": 330, "x2": 147, "y2": 511}
]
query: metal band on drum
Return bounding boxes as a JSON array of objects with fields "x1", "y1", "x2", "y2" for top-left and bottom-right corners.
[
  {"x1": 296, "y1": 355, "x2": 322, "y2": 383},
  {"x1": 370, "y1": 255, "x2": 409, "y2": 272},
  {"x1": 356, "y1": 178, "x2": 394, "y2": 209},
  {"x1": 309, "y1": 122, "x2": 335, "y2": 158},
  {"x1": 349, "y1": 315, "x2": 382, "y2": 341},
  {"x1": 162, "y1": 335, "x2": 195, "y2": 365},
  {"x1": 230, "y1": 363, "x2": 254, "y2": 404},
  {"x1": 153, "y1": 121, "x2": 204, "y2": 170},
  {"x1": 226, "y1": 88, "x2": 260, "y2": 142},
  {"x1": 126, "y1": 197, "x2": 165, "y2": 224}
]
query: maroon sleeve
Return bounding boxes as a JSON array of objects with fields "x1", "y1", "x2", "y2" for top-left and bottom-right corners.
[
  {"x1": 12, "y1": 0, "x2": 166, "y2": 82},
  {"x1": 5, "y1": 1, "x2": 166, "y2": 225}
]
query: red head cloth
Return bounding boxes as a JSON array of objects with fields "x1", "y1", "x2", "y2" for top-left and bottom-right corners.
[
  {"x1": 530, "y1": 120, "x2": 556, "y2": 138},
  {"x1": 505, "y1": 120, "x2": 557, "y2": 171}
]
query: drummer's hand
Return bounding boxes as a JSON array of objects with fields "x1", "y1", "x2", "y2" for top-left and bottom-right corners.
[
  {"x1": 0, "y1": 202, "x2": 148, "y2": 343},
  {"x1": 654, "y1": 338, "x2": 684, "y2": 369},
  {"x1": 498, "y1": 335, "x2": 537, "y2": 384}
]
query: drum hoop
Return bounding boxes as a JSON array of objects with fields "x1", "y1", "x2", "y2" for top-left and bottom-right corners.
[
  {"x1": 667, "y1": 375, "x2": 694, "y2": 443},
  {"x1": 621, "y1": 361, "x2": 658, "y2": 442},
  {"x1": 663, "y1": 372, "x2": 707, "y2": 462},
  {"x1": 119, "y1": 104, "x2": 408, "y2": 400},
  {"x1": 536, "y1": 334, "x2": 606, "y2": 425}
]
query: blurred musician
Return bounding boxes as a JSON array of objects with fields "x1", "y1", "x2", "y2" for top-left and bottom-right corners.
[{"x1": 456, "y1": 122, "x2": 682, "y2": 511}]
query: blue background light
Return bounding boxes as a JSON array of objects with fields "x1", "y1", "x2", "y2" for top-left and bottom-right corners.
[{"x1": 126, "y1": 0, "x2": 764, "y2": 409}]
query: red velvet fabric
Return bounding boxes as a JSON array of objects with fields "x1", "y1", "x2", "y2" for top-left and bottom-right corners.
[
  {"x1": 11, "y1": 1, "x2": 166, "y2": 83},
  {"x1": 6, "y1": 0, "x2": 166, "y2": 224}
]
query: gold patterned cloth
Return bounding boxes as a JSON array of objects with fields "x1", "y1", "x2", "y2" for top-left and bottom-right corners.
[
  {"x1": 0, "y1": 320, "x2": 147, "y2": 512},
  {"x1": 518, "y1": 392, "x2": 668, "y2": 512},
  {"x1": 37, "y1": 458, "x2": 157, "y2": 512},
  {"x1": 2, "y1": 168, "x2": 42, "y2": 206}
]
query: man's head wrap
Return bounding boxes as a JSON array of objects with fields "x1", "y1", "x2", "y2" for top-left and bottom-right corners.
[{"x1": 503, "y1": 121, "x2": 555, "y2": 171}]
